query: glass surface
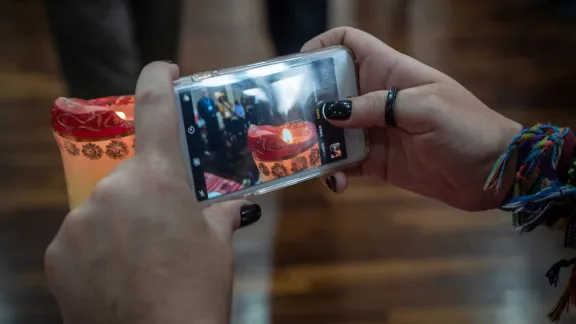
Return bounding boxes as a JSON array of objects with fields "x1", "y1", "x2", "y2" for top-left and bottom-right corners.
[{"x1": 178, "y1": 58, "x2": 347, "y2": 201}]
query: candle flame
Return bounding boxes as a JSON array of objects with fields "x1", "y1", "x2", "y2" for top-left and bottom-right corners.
[
  {"x1": 282, "y1": 128, "x2": 293, "y2": 144},
  {"x1": 115, "y1": 111, "x2": 126, "y2": 120}
]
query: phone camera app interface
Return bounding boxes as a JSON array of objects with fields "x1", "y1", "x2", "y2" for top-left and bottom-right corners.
[{"x1": 179, "y1": 58, "x2": 348, "y2": 201}]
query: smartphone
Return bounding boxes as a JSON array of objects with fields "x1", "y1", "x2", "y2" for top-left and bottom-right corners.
[{"x1": 175, "y1": 46, "x2": 368, "y2": 204}]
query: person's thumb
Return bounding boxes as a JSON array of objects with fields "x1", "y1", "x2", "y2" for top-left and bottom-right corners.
[
  {"x1": 203, "y1": 200, "x2": 261, "y2": 240},
  {"x1": 320, "y1": 86, "x2": 435, "y2": 133}
]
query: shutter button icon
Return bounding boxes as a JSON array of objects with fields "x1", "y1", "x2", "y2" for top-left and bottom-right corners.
[{"x1": 187, "y1": 126, "x2": 195, "y2": 135}]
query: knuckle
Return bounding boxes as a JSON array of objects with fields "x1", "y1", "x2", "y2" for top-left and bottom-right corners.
[
  {"x1": 333, "y1": 26, "x2": 352, "y2": 33},
  {"x1": 89, "y1": 159, "x2": 143, "y2": 205},
  {"x1": 362, "y1": 91, "x2": 386, "y2": 122},
  {"x1": 51, "y1": 211, "x2": 88, "y2": 256},
  {"x1": 60, "y1": 210, "x2": 87, "y2": 236},
  {"x1": 421, "y1": 84, "x2": 446, "y2": 114},
  {"x1": 333, "y1": 26, "x2": 358, "y2": 35},
  {"x1": 366, "y1": 91, "x2": 381, "y2": 108},
  {"x1": 135, "y1": 86, "x2": 163, "y2": 106},
  {"x1": 90, "y1": 175, "x2": 121, "y2": 206},
  {"x1": 402, "y1": 84, "x2": 447, "y2": 131}
]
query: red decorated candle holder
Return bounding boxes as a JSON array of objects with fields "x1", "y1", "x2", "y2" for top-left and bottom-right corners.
[
  {"x1": 248, "y1": 121, "x2": 321, "y2": 182},
  {"x1": 51, "y1": 96, "x2": 135, "y2": 209}
]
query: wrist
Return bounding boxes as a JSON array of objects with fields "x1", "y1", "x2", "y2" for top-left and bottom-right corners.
[
  {"x1": 480, "y1": 120, "x2": 522, "y2": 208},
  {"x1": 484, "y1": 123, "x2": 575, "y2": 205},
  {"x1": 487, "y1": 124, "x2": 574, "y2": 230},
  {"x1": 494, "y1": 121, "x2": 523, "y2": 205}
]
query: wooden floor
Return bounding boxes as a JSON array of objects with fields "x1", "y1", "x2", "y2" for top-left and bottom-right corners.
[{"x1": 2, "y1": 0, "x2": 576, "y2": 323}]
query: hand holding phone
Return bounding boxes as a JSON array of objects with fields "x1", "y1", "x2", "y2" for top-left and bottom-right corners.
[
  {"x1": 175, "y1": 47, "x2": 368, "y2": 204},
  {"x1": 46, "y1": 62, "x2": 261, "y2": 324}
]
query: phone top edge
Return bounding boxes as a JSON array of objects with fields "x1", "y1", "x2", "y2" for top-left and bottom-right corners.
[{"x1": 173, "y1": 46, "x2": 354, "y2": 91}]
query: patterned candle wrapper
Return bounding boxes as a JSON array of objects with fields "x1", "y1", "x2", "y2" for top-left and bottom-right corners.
[
  {"x1": 51, "y1": 96, "x2": 136, "y2": 210},
  {"x1": 254, "y1": 144, "x2": 321, "y2": 182}
]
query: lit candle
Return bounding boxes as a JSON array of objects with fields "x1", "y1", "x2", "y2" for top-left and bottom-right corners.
[
  {"x1": 248, "y1": 121, "x2": 321, "y2": 182},
  {"x1": 51, "y1": 96, "x2": 135, "y2": 210}
]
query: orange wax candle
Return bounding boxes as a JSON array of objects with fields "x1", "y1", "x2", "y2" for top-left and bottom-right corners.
[
  {"x1": 51, "y1": 96, "x2": 135, "y2": 210},
  {"x1": 248, "y1": 121, "x2": 320, "y2": 182}
]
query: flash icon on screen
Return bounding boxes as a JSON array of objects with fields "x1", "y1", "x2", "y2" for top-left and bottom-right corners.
[{"x1": 183, "y1": 94, "x2": 190, "y2": 102}]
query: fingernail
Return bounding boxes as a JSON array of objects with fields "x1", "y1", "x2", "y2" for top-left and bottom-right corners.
[
  {"x1": 240, "y1": 204, "x2": 261, "y2": 228},
  {"x1": 322, "y1": 100, "x2": 352, "y2": 120},
  {"x1": 325, "y1": 176, "x2": 337, "y2": 192}
]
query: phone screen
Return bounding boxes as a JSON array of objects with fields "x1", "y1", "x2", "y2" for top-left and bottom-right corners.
[{"x1": 178, "y1": 58, "x2": 348, "y2": 201}]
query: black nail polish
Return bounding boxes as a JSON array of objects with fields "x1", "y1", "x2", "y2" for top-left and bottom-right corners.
[
  {"x1": 240, "y1": 204, "x2": 261, "y2": 228},
  {"x1": 325, "y1": 176, "x2": 337, "y2": 192},
  {"x1": 322, "y1": 101, "x2": 352, "y2": 120}
]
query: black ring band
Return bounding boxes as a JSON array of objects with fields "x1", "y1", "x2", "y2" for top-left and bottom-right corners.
[{"x1": 385, "y1": 88, "x2": 399, "y2": 127}]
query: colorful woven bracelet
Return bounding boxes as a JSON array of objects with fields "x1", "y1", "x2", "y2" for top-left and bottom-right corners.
[{"x1": 485, "y1": 123, "x2": 576, "y2": 322}]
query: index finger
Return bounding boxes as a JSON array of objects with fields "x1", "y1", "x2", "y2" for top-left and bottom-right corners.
[
  {"x1": 302, "y1": 27, "x2": 397, "y2": 67},
  {"x1": 301, "y1": 27, "x2": 450, "y2": 89},
  {"x1": 134, "y1": 62, "x2": 180, "y2": 156}
]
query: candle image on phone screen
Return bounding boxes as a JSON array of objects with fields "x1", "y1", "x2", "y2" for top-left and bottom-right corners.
[{"x1": 179, "y1": 58, "x2": 348, "y2": 201}]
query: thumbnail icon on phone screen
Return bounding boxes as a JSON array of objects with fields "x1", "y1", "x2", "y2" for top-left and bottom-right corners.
[{"x1": 330, "y1": 142, "x2": 342, "y2": 159}]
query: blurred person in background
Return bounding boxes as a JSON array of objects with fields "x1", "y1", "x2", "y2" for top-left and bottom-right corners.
[
  {"x1": 552, "y1": 0, "x2": 576, "y2": 18},
  {"x1": 234, "y1": 100, "x2": 246, "y2": 119},
  {"x1": 266, "y1": 0, "x2": 328, "y2": 55},
  {"x1": 43, "y1": 0, "x2": 327, "y2": 99},
  {"x1": 529, "y1": 0, "x2": 576, "y2": 18},
  {"x1": 42, "y1": 0, "x2": 182, "y2": 99},
  {"x1": 197, "y1": 89, "x2": 224, "y2": 153}
]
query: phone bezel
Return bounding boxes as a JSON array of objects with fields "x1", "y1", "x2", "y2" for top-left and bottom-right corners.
[{"x1": 175, "y1": 46, "x2": 368, "y2": 205}]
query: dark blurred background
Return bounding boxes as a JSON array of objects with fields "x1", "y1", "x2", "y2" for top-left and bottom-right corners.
[{"x1": 1, "y1": 0, "x2": 576, "y2": 323}]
